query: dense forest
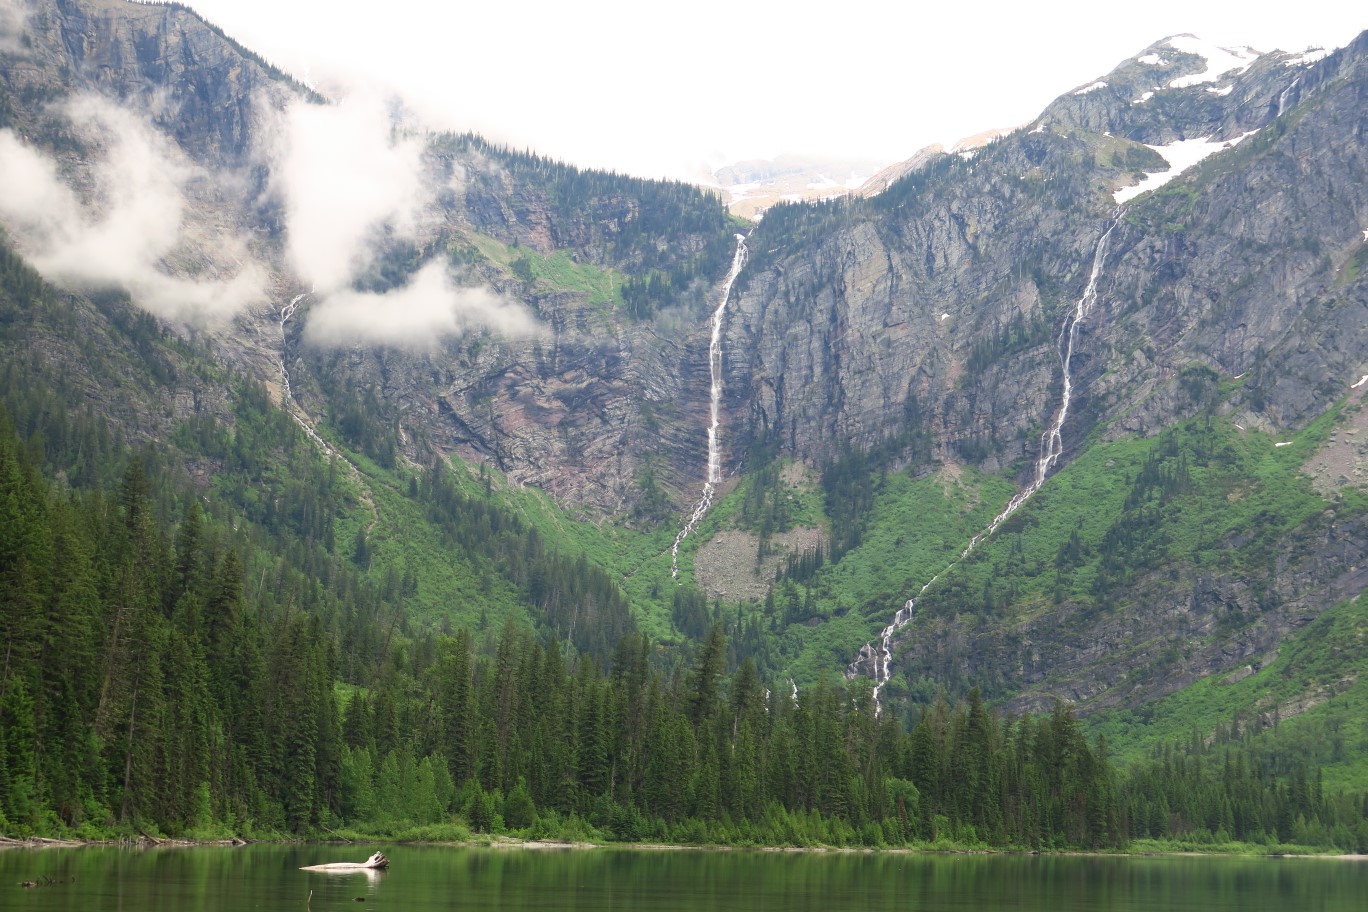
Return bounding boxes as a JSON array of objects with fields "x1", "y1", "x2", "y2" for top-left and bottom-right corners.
[
  {"x1": 0, "y1": 401, "x2": 1113, "y2": 844},
  {"x1": 3, "y1": 408, "x2": 1367, "y2": 850},
  {"x1": 4, "y1": 233, "x2": 1368, "y2": 849}
]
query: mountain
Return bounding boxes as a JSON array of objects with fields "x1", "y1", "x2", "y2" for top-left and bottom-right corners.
[
  {"x1": 727, "y1": 33, "x2": 1368, "y2": 706},
  {"x1": 2, "y1": 0, "x2": 1367, "y2": 756}
]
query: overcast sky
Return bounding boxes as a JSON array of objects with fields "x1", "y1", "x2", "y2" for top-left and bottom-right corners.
[{"x1": 184, "y1": 0, "x2": 1364, "y2": 182}]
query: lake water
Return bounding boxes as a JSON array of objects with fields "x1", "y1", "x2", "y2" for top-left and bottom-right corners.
[{"x1": 3, "y1": 843, "x2": 1366, "y2": 911}]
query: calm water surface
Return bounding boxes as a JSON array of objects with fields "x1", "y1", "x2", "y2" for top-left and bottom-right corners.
[{"x1": 3, "y1": 844, "x2": 1366, "y2": 911}]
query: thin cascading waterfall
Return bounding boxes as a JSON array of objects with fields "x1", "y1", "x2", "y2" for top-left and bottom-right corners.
[
  {"x1": 277, "y1": 291, "x2": 335, "y2": 456},
  {"x1": 847, "y1": 216, "x2": 1120, "y2": 713},
  {"x1": 278, "y1": 292, "x2": 307, "y2": 402},
  {"x1": 965, "y1": 216, "x2": 1120, "y2": 547},
  {"x1": 671, "y1": 233, "x2": 749, "y2": 578},
  {"x1": 1276, "y1": 77, "x2": 1300, "y2": 117}
]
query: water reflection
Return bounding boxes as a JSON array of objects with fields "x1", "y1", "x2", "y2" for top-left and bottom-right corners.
[
  {"x1": 2, "y1": 845, "x2": 1367, "y2": 912},
  {"x1": 300, "y1": 865, "x2": 386, "y2": 884}
]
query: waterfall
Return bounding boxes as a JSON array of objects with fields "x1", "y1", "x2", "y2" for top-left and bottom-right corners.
[
  {"x1": 276, "y1": 292, "x2": 335, "y2": 456},
  {"x1": 671, "y1": 233, "x2": 749, "y2": 577},
  {"x1": 275, "y1": 293, "x2": 381, "y2": 534},
  {"x1": 1276, "y1": 77, "x2": 1300, "y2": 117},
  {"x1": 278, "y1": 292, "x2": 307, "y2": 403},
  {"x1": 848, "y1": 217, "x2": 1120, "y2": 713}
]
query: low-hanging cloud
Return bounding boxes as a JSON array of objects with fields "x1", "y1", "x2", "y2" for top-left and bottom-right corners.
[
  {"x1": 303, "y1": 260, "x2": 541, "y2": 349},
  {"x1": 0, "y1": 94, "x2": 266, "y2": 322},
  {"x1": 274, "y1": 91, "x2": 426, "y2": 293},
  {"x1": 271, "y1": 88, "x2": 540, "y2": 349},
  {"x1": 0, "y1": 0, "x2": 27, "y2": 54}
]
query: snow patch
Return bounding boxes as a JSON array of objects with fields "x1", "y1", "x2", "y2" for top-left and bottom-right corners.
[
  {"x1": 1285, "y1": 48, "x2": 1331, "y2": 67},
  {"x1": 1075, "y1": 81, "x2": 1107, "y2": 95},
  {"x1": 1132, "y1": 91, "x2": 1155, "y2": 105},
  {"x1": 939, "y1": 312, "x2": 950, "y2": 321},
  {"x1": 1274, "y1": 441, "x2": 1293, "y2": 447},
  {"x1": 1352, "y1": 375, "x2": 1368, "y2": 390},
  {"x1": 725, "y1": 180, "x2": 763, "y2": 204},
  {"x1": 1113, "y1": 131, "x2": 1258, "y2": 204},
  {"x1": 1165, "y1": 35, "x2": 1260, "y2": 88},
  {"x1": 1207, "y1": 84, "x2": 1234, "y2": 96},
  {"x1": 1030, "y1": 123, "x2": 1046, "y2": 134},
  {"x1": 1137, "y1": 53, "x2": 1166, "y2": 65}
]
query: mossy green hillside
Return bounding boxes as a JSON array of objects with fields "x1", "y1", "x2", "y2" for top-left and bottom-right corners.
[{"x1": 465, "y1": 234, "x2": 625, "y2": 311}]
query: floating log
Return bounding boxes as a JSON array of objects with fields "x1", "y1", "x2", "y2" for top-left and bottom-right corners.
[{"x1": 300, "y1": 852, "x2": 389, "y2": 872}]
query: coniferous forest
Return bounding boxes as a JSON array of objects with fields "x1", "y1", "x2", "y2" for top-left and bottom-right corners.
[
  {"x1": 3, "y1": 233, "x2": 1368, "y2": 851},
  {"x1": 2, "y1": 6, "x2": 1368, "y2": 852},
  {"x1": 2, "y1": 414, "x2": 1368, "y2": 850}
]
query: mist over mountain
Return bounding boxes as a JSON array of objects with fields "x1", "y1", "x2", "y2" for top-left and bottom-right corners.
[{"x1": 2, "y1": 0, "x2": 1367, "y2": 812}]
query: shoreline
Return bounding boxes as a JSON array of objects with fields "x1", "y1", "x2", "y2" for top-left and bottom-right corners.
[{"x1": 3, "y1": 833, "x2": 1365, "y2": 860}]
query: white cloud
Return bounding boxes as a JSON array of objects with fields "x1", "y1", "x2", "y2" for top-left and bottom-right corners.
[
  {"x1": 0, "y1": 95, "x2": 266, "y2": 322},
  {"x1": 302, "y1": 260, "x2": 540, "y2": 349},
  {"x1": 273, "y1": 90, "x2": 427, "y2": 293},
  {"x1": 0, "y1": 0, "x2": 28, "y2": 53},
  {"x1": 266, "y1": 88, "x2": 540, "y2": 347}
]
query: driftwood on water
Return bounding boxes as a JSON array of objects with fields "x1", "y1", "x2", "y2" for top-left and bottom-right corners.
[{"x1": 300, "y1": 852, "x2": 389, "y2": 872}]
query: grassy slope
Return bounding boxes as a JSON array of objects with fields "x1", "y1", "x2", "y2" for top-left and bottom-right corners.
[
  {"x1": 775, "y1": 468, "x2": 1015, "y2": 683},
  {"x1": 929, "y1": 408, "x2": 1345, "y2": 621},
  {"x1": 467, "y1": 233, "x2": 626, "y2": 312},
  {"x1": 1088, "y1": 590, "x2": 1368, "y2": 791},
  {"x1": 404, "y1": 400, "x2": 1360, "y2": 707}
]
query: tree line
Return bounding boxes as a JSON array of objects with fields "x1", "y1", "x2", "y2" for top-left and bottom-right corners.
[
  {"x1": 5, "y1": 231, "x2": 1368, "y2": 849},
  {"x1": 4, "y1": 413, "x2": 1368, "y2": 849}
]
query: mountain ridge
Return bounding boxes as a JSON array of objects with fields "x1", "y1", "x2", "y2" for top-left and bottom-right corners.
[{"x1": 0, "y1": 0, "x2": 1365, "y2": 729}]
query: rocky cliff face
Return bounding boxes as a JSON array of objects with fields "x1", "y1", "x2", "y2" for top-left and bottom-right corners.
[
  {"x1": 728, "y1": 34, "x2": 1367, "y2": 706},
  {"x1": 8, "y1": 0, "x2": 302, "y2": 165},
  {"x1": 4, "y1": 4, "x2": 1367, "y2": 708},
  {"x1": 730, "y1": 34, "x2": 1368, "y2": 481},
  {"x1": 3, "y1": 0, "x2": 741, "y2": 519},
  {"x1": 11, "y1": 5, "x2": 1361, "y2": 524}
]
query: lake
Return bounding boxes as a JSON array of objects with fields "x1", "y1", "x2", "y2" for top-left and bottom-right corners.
[{"x1": 3, "y1": 843, "x2": 1366, "y2": 911}]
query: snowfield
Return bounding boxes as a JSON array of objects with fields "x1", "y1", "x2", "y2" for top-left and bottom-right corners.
[{"x1": 1114, "y1": 131, "x2": 1258, "y2": 204}]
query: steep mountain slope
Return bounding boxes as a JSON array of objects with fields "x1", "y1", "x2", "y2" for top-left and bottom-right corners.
[
  {"x1": 1, "y1": 0, "x2": 1366, "y2": 730},
  {"x1": 727, "y1": 33, "x2": 1368, "y2": 709},
  {"x1": 731, "y1": 34, "x2": 1367, "y2": 471},
  {"x1": 1, "y1": 0, "x2": 743, "y2": 520}
]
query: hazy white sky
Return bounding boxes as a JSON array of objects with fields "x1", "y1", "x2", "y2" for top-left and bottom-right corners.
[{"x1": 184, "y1": 0, "x2": 1364, "y2": 182}]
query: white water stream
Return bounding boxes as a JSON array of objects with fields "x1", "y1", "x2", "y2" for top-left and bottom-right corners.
[
  {"x1": 671, "y1": 233, "x2": 749, "y2": 577},
  {"x1": 278, "y1": 293, "x2": 306, "y2": 402},
  {"x1": 277, "y1": 292, "x2": 336, "y2": 457},
  {"x1": 848, "y1": 217, "x2": 1121, "y2": 713},
  {"x1": 275, "y1": 292, "x2": 382, "y2": 535}
]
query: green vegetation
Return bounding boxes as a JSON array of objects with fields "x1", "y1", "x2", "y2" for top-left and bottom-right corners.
[
  {"x1": 1338, "y1": 243, "x2": 1368, "y2": 287},
  {"x1": 2, "y1": 106, "x2": 1367, "y2": 853},
  {"x1": 0, "y1": 453, "x2": 1128, "y2": 848},
  {"x1": 467, "y1": 234, "x2": 626, "y2": 311},
  {"x1": 1093, "y1": 591, "x2": 1368, "y2": 791},
  {"x1": 433, "y1": 133, "x2": 738, "y2": 319}
]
